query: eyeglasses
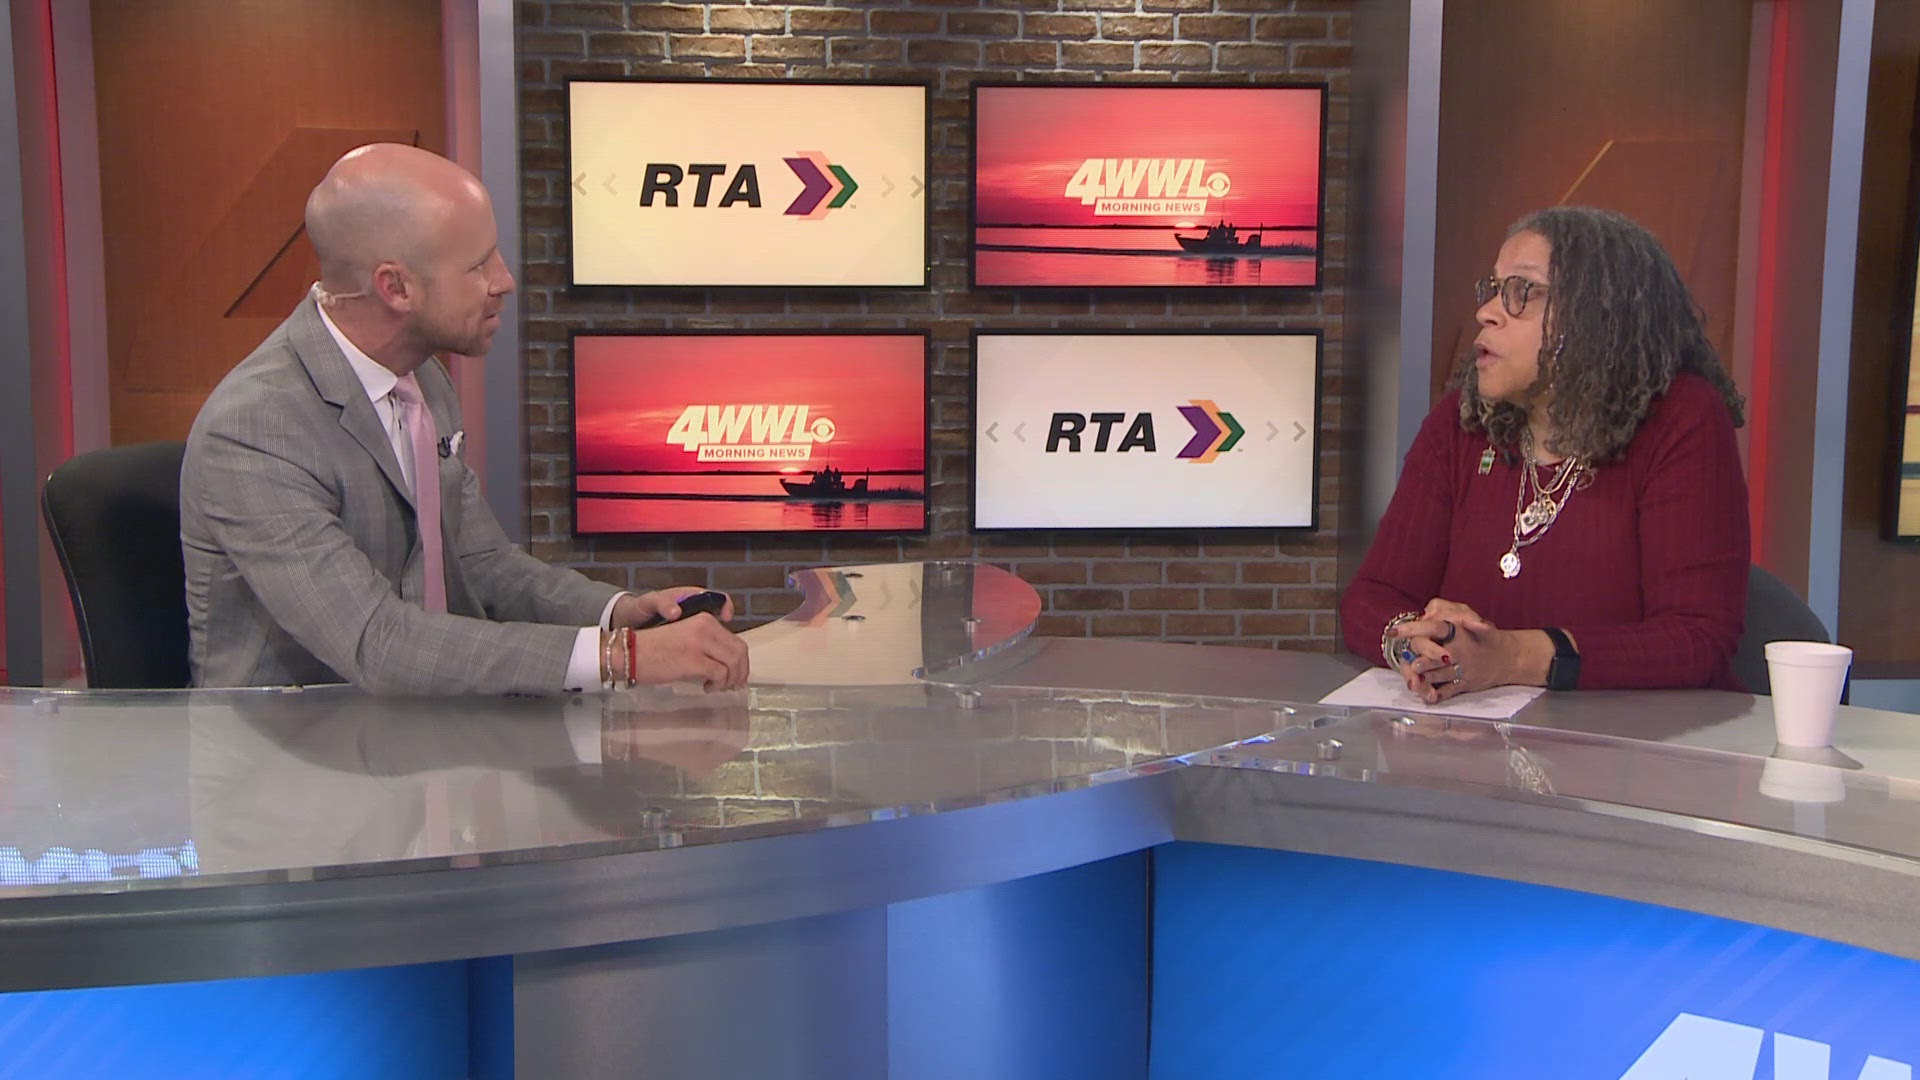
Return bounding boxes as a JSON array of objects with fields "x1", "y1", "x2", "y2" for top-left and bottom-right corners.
[{"x1": 1474, "y1": 275, "x2": 1549, "y2": 318}]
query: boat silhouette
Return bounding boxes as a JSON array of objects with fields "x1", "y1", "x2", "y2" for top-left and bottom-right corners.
[
  {"x1": 1173, "y1": 221, "x2": 1310, "y2": 257},
  {"x1": 779, "y1": 465, "x2": 867, "y2": 498},
  {"x1": 777, "y1": 465, "x2": 922, "y2": 501}
]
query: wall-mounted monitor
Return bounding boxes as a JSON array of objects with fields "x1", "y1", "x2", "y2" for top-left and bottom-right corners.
[
  {"x1": 971, "y1": 332, "x2": 1321, "y2": 531},
  {"x1": 567, "y1": 79, "x2": 930, "y2": 288},
  {"x1": 571, "y1": 332, "x2": 929, "y2": 536},
  {"x1": 970, "y1": 83, "x2": 1327, "y2": 290}
]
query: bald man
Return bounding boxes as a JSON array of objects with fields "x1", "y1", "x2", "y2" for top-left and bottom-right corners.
[{"x1": 181, "y1": 144, "x2": 748, "y2": 694}]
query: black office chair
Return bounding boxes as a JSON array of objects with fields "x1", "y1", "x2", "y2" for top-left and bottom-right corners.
[
  {"x1": 1731, "y1": 564, "x2": 1843, "y2": 700},
  {"x1": 40, "y1": 441, "x2": 191, "y2": 689}
]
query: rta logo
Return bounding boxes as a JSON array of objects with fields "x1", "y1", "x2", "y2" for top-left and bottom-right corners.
[
  {"x1": 633, "y1": 155, "x2": 859, "y2": 218},
  {"x1": 1043, "y1": 400, "x2": 1244, "y2": 463},
  {"x1": 638, "y1": 164, "x2": 761, "y2": 208}
]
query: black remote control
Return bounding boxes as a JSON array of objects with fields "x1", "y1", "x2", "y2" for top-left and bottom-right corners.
[{"x1": 637, "y1": 590, "x2": 728, "y2": 629}]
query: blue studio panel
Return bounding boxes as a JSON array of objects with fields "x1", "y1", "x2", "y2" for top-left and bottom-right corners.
[
  {"x1": 889, "y1": 851, "x2": 1151, "y2": 1080},
  {"x1": 1151, "y1": 843, "x2": 1920, "y2": 1080},
  {"x1": 0, "y1": 962, "x2": 471, "y2": 1080}
]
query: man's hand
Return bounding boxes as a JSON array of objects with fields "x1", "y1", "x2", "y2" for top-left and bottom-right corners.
[
  {"x1": 612, "y1": 587, "x2": 736, "y2": 629},
  {"x1": 627, "y1": 615, "x2": 749, "y2": 692}
]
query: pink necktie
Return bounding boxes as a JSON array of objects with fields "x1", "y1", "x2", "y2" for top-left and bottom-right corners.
[{"x1": 391, "y1": 373, "x2": 447, "y2": 613}]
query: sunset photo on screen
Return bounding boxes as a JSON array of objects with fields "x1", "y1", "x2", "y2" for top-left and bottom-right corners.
[
  {"x1": 571, "y1": 333, "x2": 928, "y2": 536},
  {"x1": 971, "y1": 84, "x2": 1326, "y2": 289}
]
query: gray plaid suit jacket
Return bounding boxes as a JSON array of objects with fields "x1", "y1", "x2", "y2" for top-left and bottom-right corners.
[{"x1": 182, "y1": 297, "x2": 620, "y2": 694}]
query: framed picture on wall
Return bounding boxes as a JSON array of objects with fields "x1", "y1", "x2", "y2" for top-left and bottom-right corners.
[
  {"x1": 970, "y1": 331, "x2": 1321, "y2": 531},
  {"x1": 570, "y1": 332, "x2": 929, "y2": 536},
  {"x1": 969, "y1": 82, "x2": 1327, "y2": 290},
  {"x1": 1890, "y1": 86, "x2": 1920, "y2": 541},
  {"x1": 566, "y1": 79, "x2": 930, "y2": 288}
]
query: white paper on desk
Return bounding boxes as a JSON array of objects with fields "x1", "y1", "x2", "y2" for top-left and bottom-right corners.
[{"x1": 1319, "y1": 667, "x2": 1545, "y2": 720}]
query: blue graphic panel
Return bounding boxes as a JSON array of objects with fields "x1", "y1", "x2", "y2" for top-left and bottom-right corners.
[
  {"x1": 890, "y1": 851, "x2": 1150, "y2": 1080},
  {"x1": 1151, "y1": 843, "x2": 1920, "y2": 1080},
  {"x1": 0, "y1": 962, "x2": 470, "y2": 1080}
]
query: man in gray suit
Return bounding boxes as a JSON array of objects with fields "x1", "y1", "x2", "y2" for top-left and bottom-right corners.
[{"x1": 182, "y1": 144, "x2": 748, "y2": 695}]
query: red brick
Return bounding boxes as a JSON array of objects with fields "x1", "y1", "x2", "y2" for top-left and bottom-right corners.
[
  {"x1": 670, "y1": 35, "x2": 746, "y2": 61},
  {"x1": 949, "y1": 12, "x2": 1019, "y2": 35},
  {"x1": 710, "y1": 8, "x2": 785, "y2": 33},
  {"x1": 1217, "y1": 43, "x2": 1290, "y2": 70},
  {"x1": 1204, "y1": 587, "x2": 1275, "y2": 609},
  {"x1": 1128, "y1": 588, "x2": 1198, "y2": 609},
  {"x1": 1062, "y1": 42, "x2": 1134, "y2": 67},
  {"x1": 909, "y1": 40, "x2": 982, "y2": 65},
  {"x1": 986, "y1": 41, "x2": 1057, "y2": 67},
  {"x1": 1140, "y1": 43, "x2": 1212, "y2": 68},
  {"x1": 790, "y1": 10, "x2": 865, "y2": 33},
  {"x1": 748, "y1": 36, "x2": 825, "y2": 62},
  {"x1": 628, "y1": 5, "x2": 705, "y2": 32},
  {"x1": 1165, "y1": 561, "x2": 1237, "y2": 584},
  {"x1": 1093, "y1": 561, "x2": 1163, "y2": 584},
  {"x1": 1023, "y1": 14, "x2": 1097, "y2": 38},
  {"x1": 1101, "y1": 14, "x2": 1175, "y2": 39},
  {"x1": 1053, "y1": 588, "x2": 1126, "y2": 610},
  {"x1": 1255, "y1": 15, "x2": 1330, "y2": 41},
  {"x1": 1177, "y1": 14, "x2": 1252, "y2": 39},
  {"x1": 871, "y1": 11, "x2": 941, "y2": 34},
  {"x1": 829, "y1": 38, "x2": 904, "y2": 63}
]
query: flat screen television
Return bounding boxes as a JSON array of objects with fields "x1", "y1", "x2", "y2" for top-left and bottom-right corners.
[
  {"x1": 971, "y1": 331, "x2": 1320, "y2": 531},
  {"x1": 567, "y1": 79, "x2": 930, "y2": 288},
  {"x1": 970, "y1": 82, "x2": 1327, "y2": 290},
  {"x1": 571, "y1": 332, "x2": 929, "y2": 536}
]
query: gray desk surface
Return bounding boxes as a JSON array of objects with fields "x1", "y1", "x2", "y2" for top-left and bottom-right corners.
[{"x1": 3, "y1": 561, "x2": 1917, "y2": 987}]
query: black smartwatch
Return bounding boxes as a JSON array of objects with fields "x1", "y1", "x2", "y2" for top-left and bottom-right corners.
[{"x1": 1541, "y1": 626, "x2": 1580, "y2": 691}]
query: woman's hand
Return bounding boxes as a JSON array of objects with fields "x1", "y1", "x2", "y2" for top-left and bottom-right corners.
[
  {"x1": 1422, "y1": 597, "x2": 1496, "y2": 633},
  {"x1": 1391, "y1": 618, "x2": 1520, "y2": 705}
]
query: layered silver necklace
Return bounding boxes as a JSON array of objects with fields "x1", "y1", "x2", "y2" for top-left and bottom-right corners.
[{"x1": 1499, "y1": 428, "x2": 1588, "y2": 579}]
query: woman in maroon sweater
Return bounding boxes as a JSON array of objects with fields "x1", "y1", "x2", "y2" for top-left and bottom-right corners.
[{"x1": 1342, "y1": 207, "x2": 1749, "y2": 700}]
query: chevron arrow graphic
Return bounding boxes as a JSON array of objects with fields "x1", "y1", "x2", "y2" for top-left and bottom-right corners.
[
  {"x1": 1177, "y1": 405, "x2": 1222, "y2": 459},
  {"x1": 910, "y1": 175, "x2": 925, "y2": 198},
  {"x1": 602, "y1": 173, "x2": 618, "y2": 196},
  {"x1": 880, "y1": 175, "x2": 896, "y2": 197},
  {"x1": 573, "y1": 172, "x2": 586, "y2": 196},
  {"x1": 1216, "y1": 410, "x2": 1245, "y2": 453},
  {"x1": 784, "y1": 157, "x2": 832, "y2": 216},
  {"x1": 985, "y1": 422, "x2": 999, "y2": 443},
  {"x1": 1293, "y1": 421, "x2": 1307, "y2": 442},
  {"x1": 1265, "y1": 421, "x2": 1280, "y2": 441},
  {"x1": 1012, "y1": 421, "x2": 1027, "y2": 443},
  {"x1": 828, "y1": 165, "x2": 858, "y2": 207}
]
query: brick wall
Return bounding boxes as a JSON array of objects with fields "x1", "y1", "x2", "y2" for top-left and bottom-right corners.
[{"x1": 515, "y1": 0, "x2": 1353, "y2": 651}]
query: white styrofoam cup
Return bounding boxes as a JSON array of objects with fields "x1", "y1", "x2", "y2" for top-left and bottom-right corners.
[{"x1": 1764, "y1": 640, "x2": 1853, "y2": 749}]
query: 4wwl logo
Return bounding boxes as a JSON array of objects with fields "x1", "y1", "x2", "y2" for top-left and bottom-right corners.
[
  {"x1": 1620, "y1": 1013, "x2": 1911, "y2": 1080},
  {"x1": 1063, "y1": 157, "x2": 1232, "y2": 217},
  {"x1": 666, "y1": 405, "x2": 835, "y2": 463}
]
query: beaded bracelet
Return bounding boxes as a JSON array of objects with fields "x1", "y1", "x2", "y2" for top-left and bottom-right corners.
[
  {"x1": 624, "y1": 627, "x2": 639, "y2": 689},
  {"x1": 1379, "y1": 610, "x2": 1422, "y2": 668},
  {"x1": 601, "y1": 629, "x2": 617, "y2": 691}
]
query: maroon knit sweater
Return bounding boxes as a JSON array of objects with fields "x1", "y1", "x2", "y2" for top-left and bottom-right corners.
[{"x1": 1340, "y1": 373, "x2": 1749, "y2": 690}]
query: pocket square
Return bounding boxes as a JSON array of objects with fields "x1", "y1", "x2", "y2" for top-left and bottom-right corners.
[{"x1": 439, "y1": 430, "x2": 466, "y2": 458}]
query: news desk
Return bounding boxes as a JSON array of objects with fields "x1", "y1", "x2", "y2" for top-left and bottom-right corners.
[{"x1": 4, "y1": 562, "x2": 1920, "y2": 1079}]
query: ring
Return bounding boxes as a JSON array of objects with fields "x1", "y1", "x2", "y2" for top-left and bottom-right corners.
[{"x1": 1435, "y1": 620, "x2": 1457, "y2": 646}]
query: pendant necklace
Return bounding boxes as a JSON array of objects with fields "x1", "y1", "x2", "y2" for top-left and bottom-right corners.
[{"x1": 1500, "y1": 429, "x2": 1587, "y2": 579}]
